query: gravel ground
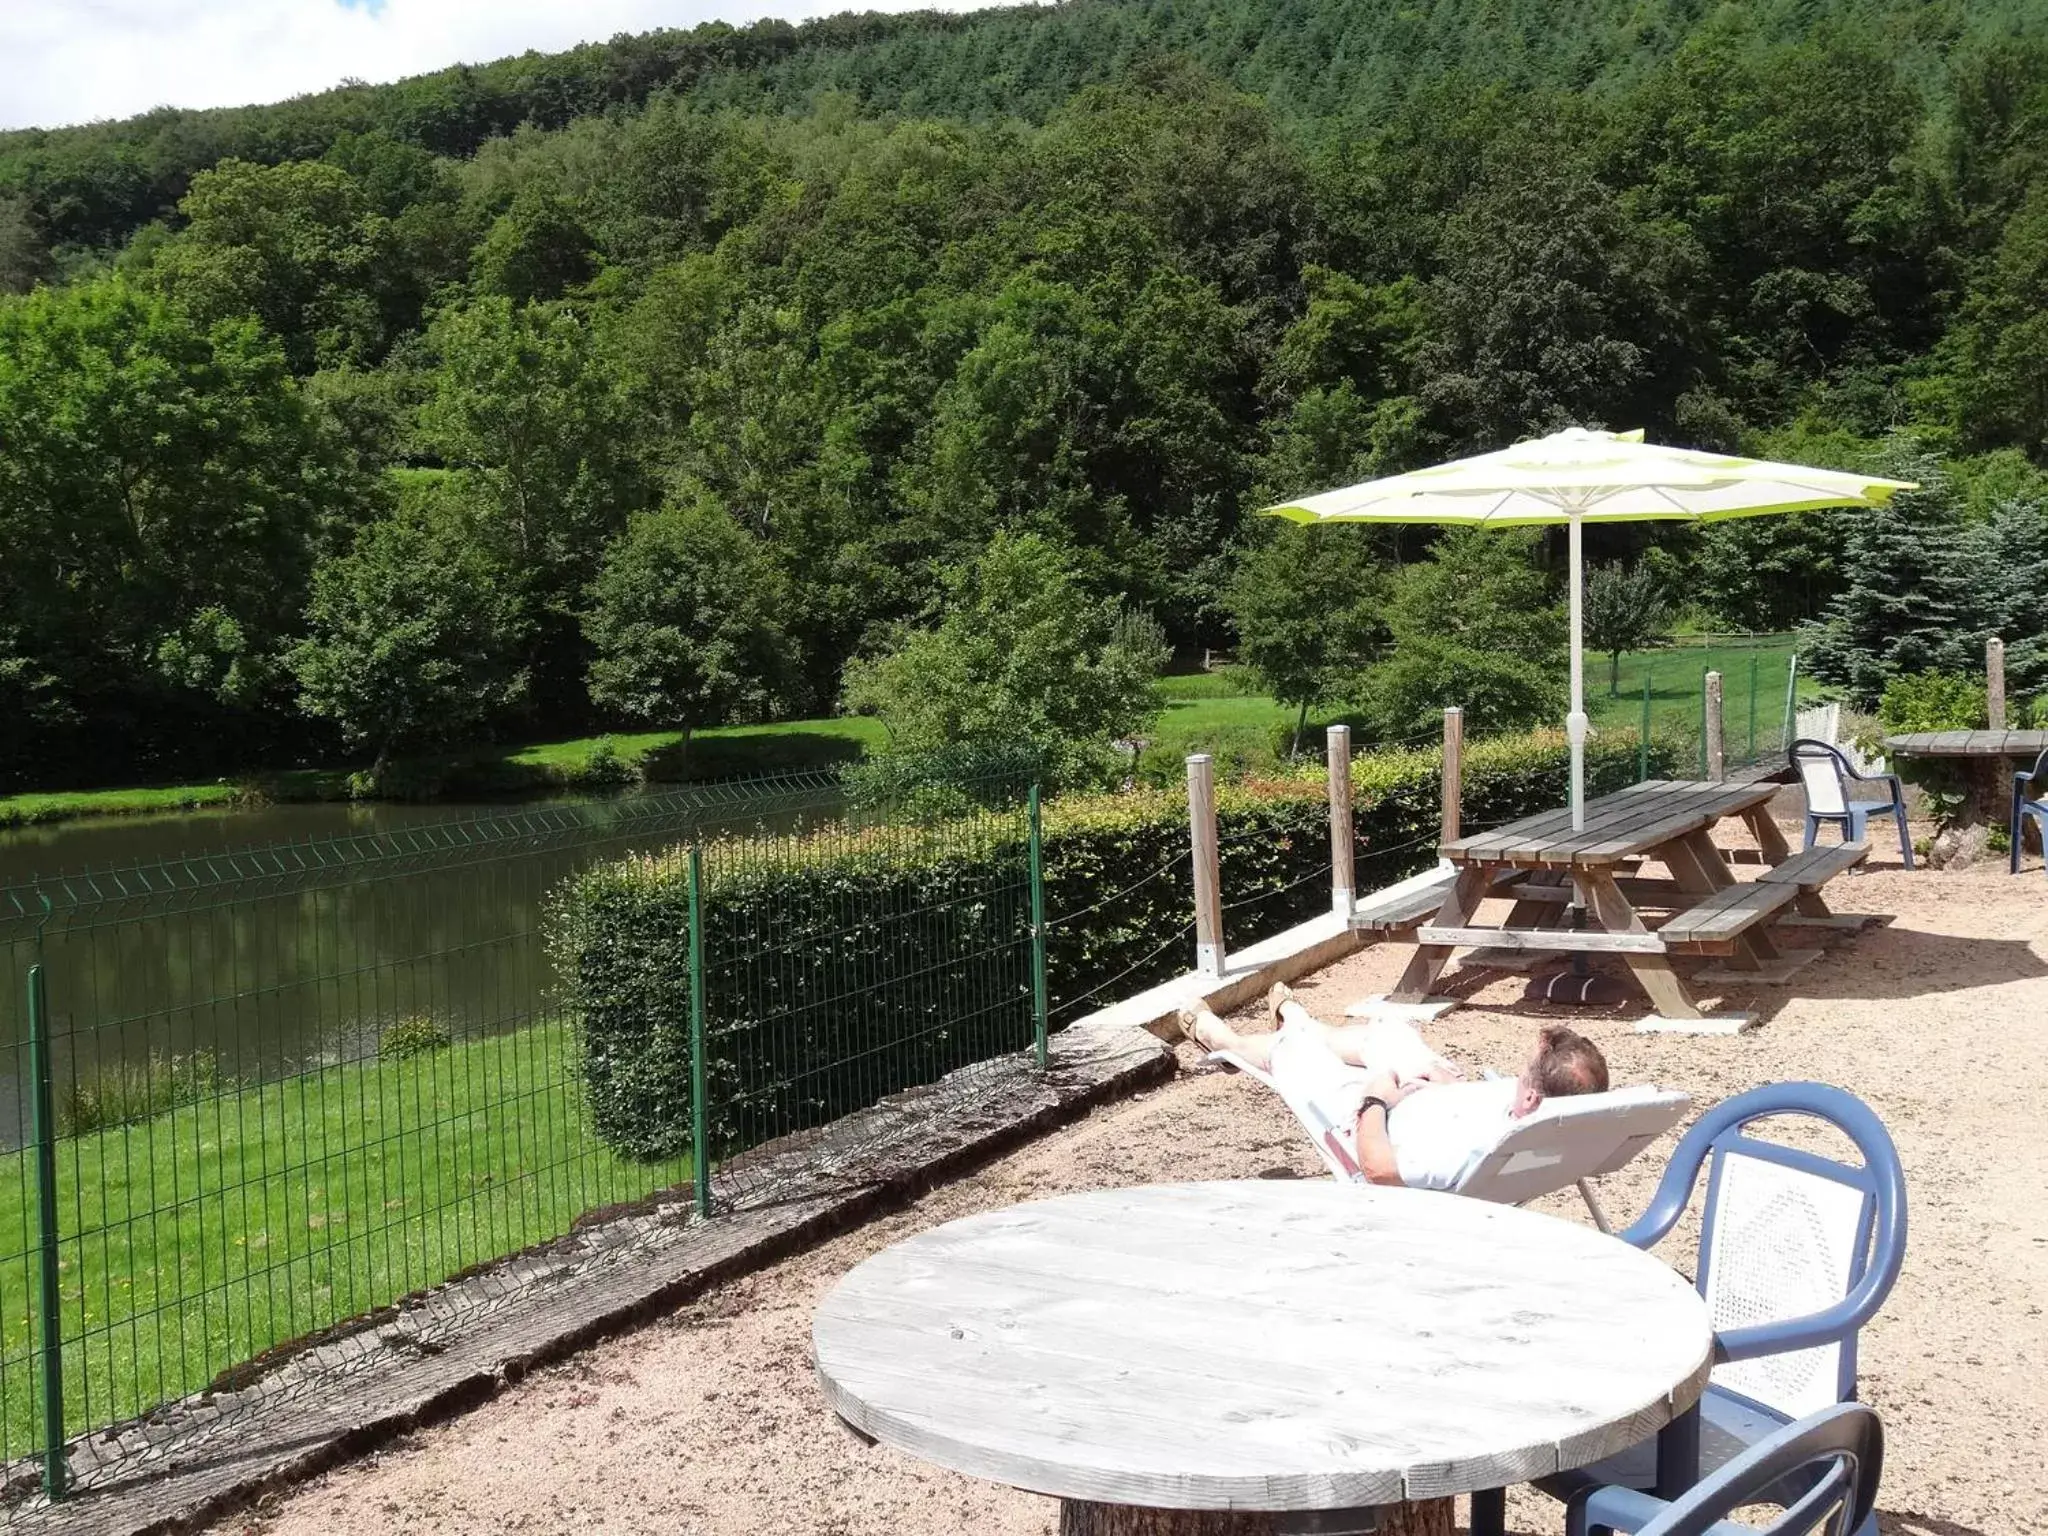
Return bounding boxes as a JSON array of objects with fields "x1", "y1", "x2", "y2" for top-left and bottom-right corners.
[{"x1": 221, "y1": 823, "x2": 2045, "y2": 1536}]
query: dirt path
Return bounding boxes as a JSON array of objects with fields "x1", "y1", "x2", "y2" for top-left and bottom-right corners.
[{"x1": 221, "y1": 838, "x2": 2046, "y2": 1536}]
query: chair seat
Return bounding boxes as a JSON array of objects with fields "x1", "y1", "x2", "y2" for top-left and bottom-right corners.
[
  {"x1": 1818, "y1": 798, "x2": 1898, "y2": 818},
  {"x1": 1539, "y1": 1385, "x2": 1789, "y2": 1503}
]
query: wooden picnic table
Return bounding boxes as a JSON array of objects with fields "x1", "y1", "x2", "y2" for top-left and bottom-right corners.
[
  {"x1": 1376, "y1": 779, "x2": 1866, "y2": 1025},
  {"x1": 1882, "y1": 730, "x2": 2048, "y2": 837},
  {"x1": 1880, "y1": 729, "x2": 2048, "y2": 760},
  {"x1": 813, "y1": 1181, "x2": 1712, "y2": 1536}
]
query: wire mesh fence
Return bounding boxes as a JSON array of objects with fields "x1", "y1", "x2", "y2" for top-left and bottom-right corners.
[
  {"x1": 0, "y1": 764, "x2": 1044, "y2": 1507},
  {"x1": 0, "y1": 683, "x2": 1809, "y2": 1511}
]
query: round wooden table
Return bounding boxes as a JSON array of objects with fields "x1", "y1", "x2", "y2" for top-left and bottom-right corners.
[{"x1": 813, "y1": 1181, "x2": 1712, "y2": 1536}]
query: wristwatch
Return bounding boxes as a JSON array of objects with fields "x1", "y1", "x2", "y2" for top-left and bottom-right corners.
[{"x1": 1357, "y1": 1095, "x2": 1391, "y2": 1118}]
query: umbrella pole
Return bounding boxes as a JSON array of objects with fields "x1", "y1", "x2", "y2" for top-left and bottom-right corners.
[{"x1": 1568, "y1": 509, "x2": 1586, "y2": 831}]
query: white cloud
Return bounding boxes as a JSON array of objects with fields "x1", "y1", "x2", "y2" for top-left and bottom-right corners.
[{"x1": 0, "y1": 0, "x2": 993, "y2": 133}]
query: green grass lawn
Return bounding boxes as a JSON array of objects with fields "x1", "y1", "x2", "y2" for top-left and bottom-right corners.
[
  {"x1": 0, "y1": 783, "x2": 249, "y2": 828},
  {"x1": 0, "y1": 718, "x2": 891, "y2": 831},
  {"x1": 1589, "y1": 636, "x2": 1808, "y2": 768},
  {"x1": 0, "y1": 1021, "x2": 685, "y2": 1457}
]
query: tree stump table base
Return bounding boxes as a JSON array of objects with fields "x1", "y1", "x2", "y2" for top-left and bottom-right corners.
[{"x1": 1059, "y1": 1496, "x2": 1454, "y2": 1536}]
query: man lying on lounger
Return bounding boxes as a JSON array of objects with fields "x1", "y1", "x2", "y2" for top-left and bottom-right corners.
[{"x1": 1176, "y1": 985, "x2": 1609, "y2": 1191}]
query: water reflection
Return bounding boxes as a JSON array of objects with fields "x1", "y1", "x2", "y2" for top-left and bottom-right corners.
[{"x1": 0, "y1": 786, "x2": 836, "y2": 1148}]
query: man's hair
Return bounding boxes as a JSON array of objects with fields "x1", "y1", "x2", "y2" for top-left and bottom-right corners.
[{"x1": 1532, "y1": 1024, "x2": 1609, "y2": 1097}]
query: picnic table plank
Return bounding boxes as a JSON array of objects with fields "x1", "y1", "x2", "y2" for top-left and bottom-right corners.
[
  {"x1": 1656, "y1": 881, "x2": 1799, "y2": 945},
  {"x1": 1885, "y1": 729, "x2": 2048, "y2": 758},
  {"x1": 1449, "y1": 779, "x2": 1778, "y2": 868},
  {"x1": 1757, "y1": 842, "x2": 1869, "y2": 891}
]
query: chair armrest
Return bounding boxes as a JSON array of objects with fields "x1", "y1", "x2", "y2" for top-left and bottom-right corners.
[{"x1": 1713, "y1": 1272, "x2": 1894, "y2": 1362}]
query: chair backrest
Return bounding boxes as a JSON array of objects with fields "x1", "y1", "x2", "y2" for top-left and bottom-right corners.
[
  {"x1": 1635, "y1": 1403, "x2": 1883, "y2": 1536},
  {"x1": 1619, "y1": 1083, "x2": 1907, "y2": 1422},
  {"x1": 1456, "y1": 1086, "x2": 1691, "y2": 1204},
  {"x1": 2027, "y1": 746, "x2": 2048, "y2": 794},
  {"x1": 1789, "y1": 738, "x2": 1850, "y2": 816},
  {"x1": 1211, "y1": 1052, "x2": 1687, "y2": 1204}
]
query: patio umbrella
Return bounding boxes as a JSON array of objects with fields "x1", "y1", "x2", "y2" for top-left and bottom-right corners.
[{"x1": 1264, "y1": 427, "x2": 1915, "y2": 830}]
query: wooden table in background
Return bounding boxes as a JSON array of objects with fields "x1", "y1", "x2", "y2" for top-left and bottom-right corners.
[
  {"x1": 1389, "y1": 779, "x2": 1863, "y2": 1024},
  {"x1": 1883, "y1": 730, "x2": 2048, "y2": 837},
  {"x1": 1881, "y1": 729, "x2": 2048, "y2": 761},
  {"x1": 813, "y1": 1181, "x2": 1712, "y2": 1536}
]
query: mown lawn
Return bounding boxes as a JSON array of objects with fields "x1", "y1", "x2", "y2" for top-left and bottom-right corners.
[
  {"x1": 0, "y1": 718, "x2": 891, "y2": 830},
  {"x1": 1591, "y1": 636, "x2": 1808, "y2": 768},
  {"x1": 0, "y1": 1021, "x2": 684, "y2": 1458}
]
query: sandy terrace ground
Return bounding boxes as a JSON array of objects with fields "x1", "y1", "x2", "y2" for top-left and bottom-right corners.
[{"x1": 221, "y1": 819, "x2": 2046, "y2": 1536}]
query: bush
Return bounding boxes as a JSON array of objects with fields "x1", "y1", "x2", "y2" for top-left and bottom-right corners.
[
  {"x1": 1877, "y1": 670, "x2": 1987, "y2": 733},
  {"x1": 549, "y1": 729, "x2": 1675, "y2": 1162},
  {"x1": 59, "y1": 1052, "x2": 227, "y2": 1135},
  {"x1": 569, "y1": 738, "x2": 640, "y2": 790},
  {"x1": 378, "y1": 1014, "x2": 453, "y2": 1060}
]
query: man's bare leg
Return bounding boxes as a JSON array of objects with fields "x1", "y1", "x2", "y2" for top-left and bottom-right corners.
[
  {"x1": 1269, "y1": 984, "x2": 1463, "y2": 1083},
  {"x1": 1174, "y1": 1001, "x2": 1278, "y2": 1069}
]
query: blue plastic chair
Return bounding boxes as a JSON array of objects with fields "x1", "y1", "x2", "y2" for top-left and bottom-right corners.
[
  {"x1": 1790, "y1": 739, "x2": 1913, "y2": 869},
  {"x1": 1538, "y1": 1083, "x2": 1907, "y2": 1536},
  {"x1": 2011, "y1": 746, "x2": 2048, "y2": 878},
  {"x1": 1567, "y1": 1403, "x2": 1884, "y2": 1536}
]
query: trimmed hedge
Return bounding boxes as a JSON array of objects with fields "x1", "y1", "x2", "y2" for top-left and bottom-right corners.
[{"x1": 548, "y1": 729, "x2": 1676, "y2": 1161}]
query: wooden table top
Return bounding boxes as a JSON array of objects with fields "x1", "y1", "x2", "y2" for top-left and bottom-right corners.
[
  {"x1": 813, "y1": 1181, "x2": 1712, "y2": 1513},
  {"x1": 1882, "y1": 729, "x2": 2048, "y2": 759},
  {"x1": 1443, "y1": 778, "x2": 1780, "y2": 869}
]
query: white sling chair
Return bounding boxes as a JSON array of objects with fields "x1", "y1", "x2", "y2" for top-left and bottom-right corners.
[{"x1": 1208, "y1": 1050, "x2": 1690, "y2": 1232}]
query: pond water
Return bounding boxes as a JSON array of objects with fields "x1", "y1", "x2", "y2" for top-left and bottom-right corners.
[{"x1": 0, "y1": 786, "x2": 838, "y2": 1147}]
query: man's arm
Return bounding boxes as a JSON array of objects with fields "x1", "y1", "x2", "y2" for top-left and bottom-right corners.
[{"x1": 1351, "y1": 1072, "x2": 1416, "y2": 1186}]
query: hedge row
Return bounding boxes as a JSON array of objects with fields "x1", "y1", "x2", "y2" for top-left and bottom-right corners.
[{"x1": 547, "y1": 729, "x2": 1676, "y2": 1161}]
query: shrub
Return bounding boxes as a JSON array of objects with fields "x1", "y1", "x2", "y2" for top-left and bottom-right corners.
[
  {"x1": 549, "y1": 729, "x2": 1674, "y2": 1163},
  {"x1": 570, "y1": 737, "x2": 640, "y2": 790},
  {"x1": 378, "y1": 1014, "x2": 453, "y2": 1060},
  {"x1": 59, "y1": 1052, "x2": 227, "y2": 1135},
  {"x1": 1876, "y1": 670, "x2": 1987, "y2": 733}
]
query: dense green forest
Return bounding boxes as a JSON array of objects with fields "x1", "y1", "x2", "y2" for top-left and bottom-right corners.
[{"x1": 5, "y1": 0, "x2": 2048, "y2": 791}]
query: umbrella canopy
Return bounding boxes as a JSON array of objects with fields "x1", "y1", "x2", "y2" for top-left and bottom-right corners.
[{"x1": 1263, "y1": 427, "x2": 1916, "y2": 829}]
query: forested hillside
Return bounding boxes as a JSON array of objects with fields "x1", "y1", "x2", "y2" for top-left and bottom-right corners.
[{"x1": 4, "y1": 0, "x2": 2048, "y2": 790}]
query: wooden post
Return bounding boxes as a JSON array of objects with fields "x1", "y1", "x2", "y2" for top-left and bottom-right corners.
[
  {"x1": 1326, "y1": 725, "x2": 1354, "y2": 916},
  {"x1": 1704, "y1": 671, "x2": 1725, "y2": 782},
  {"x1": 1989, "y1": 636, "x2": 2007, "y2": 730},
  {"x1": 1782, "y1": 653, "x2": 1800, "y2": 754},
  {"x1": 1441, "y1": 706, "x2": 1464, "y2": 845},
  {"x1": 1186, "y1": 754, "x2": 1224, "y2": 977}
]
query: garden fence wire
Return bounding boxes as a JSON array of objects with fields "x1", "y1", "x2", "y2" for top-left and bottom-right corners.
[
  {"x1": 0, "y1": 765, "x2": 1044, "y2": 1511},
  {"x1": 0, "y1": 671, "x2": 1802, "y2": 1514}
]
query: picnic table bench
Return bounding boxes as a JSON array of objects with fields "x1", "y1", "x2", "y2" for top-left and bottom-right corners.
[{"x1": 1363, "y1": 780, "x2": 1867, "y2": 1026}]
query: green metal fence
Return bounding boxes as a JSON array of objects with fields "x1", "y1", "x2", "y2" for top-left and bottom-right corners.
[
  {"x1": 1615, "y1": 638, "x2": 1804, "y2": 781},
  {"x1": 0, "y1": 765, "x2": 1043, "y2": 1504}
]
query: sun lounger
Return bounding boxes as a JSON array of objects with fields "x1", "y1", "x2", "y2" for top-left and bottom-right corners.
[{"x1": 1207, "y1": 1051, "x2": 1690, "y2": 1231}]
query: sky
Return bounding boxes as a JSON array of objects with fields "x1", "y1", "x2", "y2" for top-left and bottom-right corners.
[{"x1": 0, "y1": 0, "x2": 992, "y2": 132}]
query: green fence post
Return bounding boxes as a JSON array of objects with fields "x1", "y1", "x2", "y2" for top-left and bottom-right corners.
[
  {"x1": 687, "y1": 844, "x2": 710, "y2": 1220},
  {"x1": 27, "y1": 962, "x2": 67, "y2": 1499},
  {"x1": 1638, "y1": 668, "x2": 1652, "y2": 782},
  {"x1": 1747, "y1": 652, "x2": 1760, "y2": 765},
  {"x1": 1028, "y1": 783, "x2": 1049, "y2": 1072}
]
